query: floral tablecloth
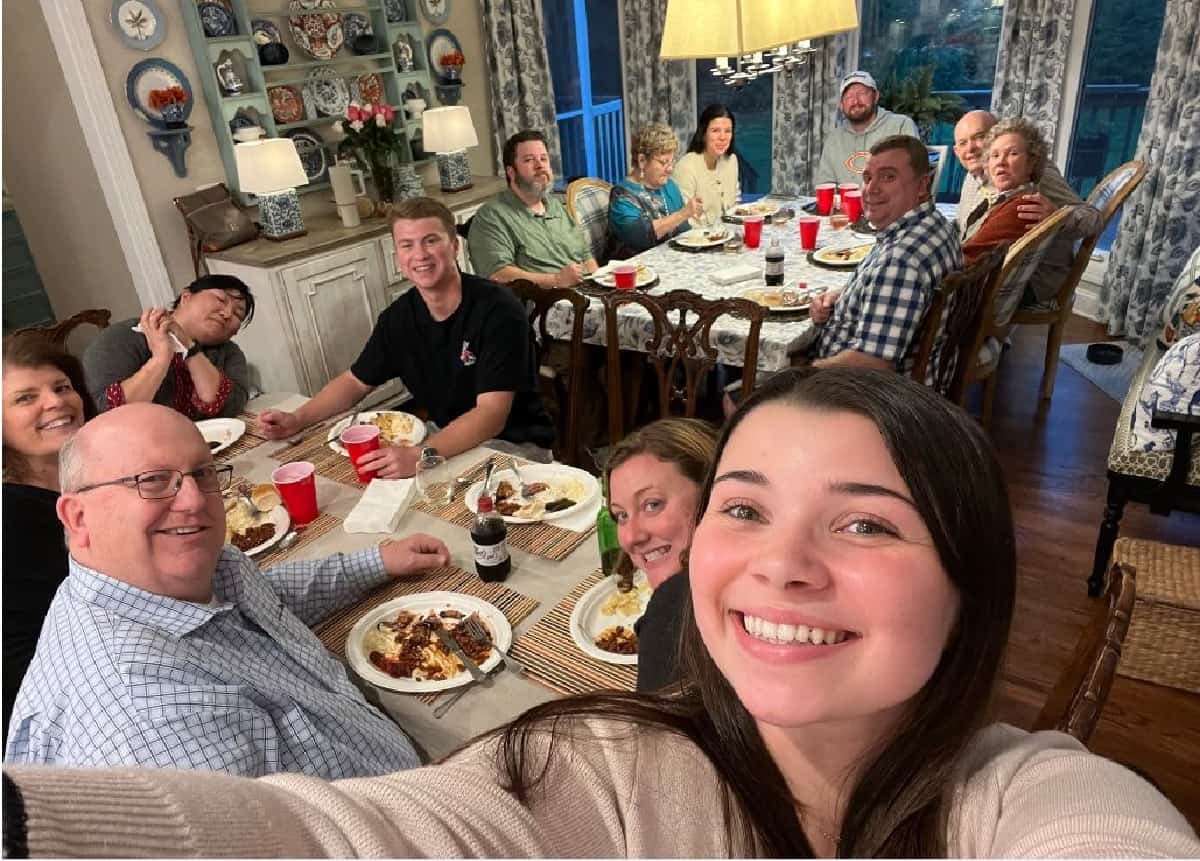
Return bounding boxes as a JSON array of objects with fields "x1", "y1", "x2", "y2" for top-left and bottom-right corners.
[{"x1": 544, "y1": 196, "x2": 870, "y2": 371}]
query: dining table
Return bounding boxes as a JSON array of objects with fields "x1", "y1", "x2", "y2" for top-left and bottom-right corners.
[{"x1": 224, "y1": 392, "x2": 613, "y2": 762}]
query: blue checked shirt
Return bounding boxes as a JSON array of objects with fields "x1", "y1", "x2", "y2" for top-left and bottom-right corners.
[
  {"x1": 814, "y1": 205, "x2": 963, "y2": 376},
  {"x1": 5, "y1": 546, "x2": 421, "y2": 779}
]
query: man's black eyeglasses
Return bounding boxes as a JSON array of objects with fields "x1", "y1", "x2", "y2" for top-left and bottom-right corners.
[{"x1": 71, "y1": 465, "x2": 234, "y2": 500}]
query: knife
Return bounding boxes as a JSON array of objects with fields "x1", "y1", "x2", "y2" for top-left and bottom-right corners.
[{"x1": 434, "y1": 626, "x2": 487, "y2": 683}]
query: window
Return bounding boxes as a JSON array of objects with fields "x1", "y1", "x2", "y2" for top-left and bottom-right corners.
[
  {"x1": 1065, "y1": 0, "x2": 1166, "y2": 251},
  {"x1": 542, "y1": 0, "x2": 626, "y2": 185},
  {"x1": 859, "y1": 0, "x2": 1007, "y2": 200},
  {"x1": 694, "y1": 65, "x2": 773, "y2": 195}
]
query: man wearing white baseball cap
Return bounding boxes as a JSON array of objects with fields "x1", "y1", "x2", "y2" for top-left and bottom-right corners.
[{"x1": 815, "y1": 70, "x2": 919, "y2": 187}]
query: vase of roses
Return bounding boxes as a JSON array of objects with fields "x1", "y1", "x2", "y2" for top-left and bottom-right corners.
[
  {"x1": 149, "y1": 86, "x2": 189, "y2": 128},
  {"x1": 334, "y1": 101, "x2": 411, "y2": 211}
]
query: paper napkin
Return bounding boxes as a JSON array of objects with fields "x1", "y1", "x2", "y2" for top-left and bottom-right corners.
[
  {"x1": 344, "y1": 478, "x2": 416, "y2": 534},
  {"x1": 131, "y1": 324, "x2": 188, "y2": 355},
  {"x1": 709, "y1": 265, "x2": 761, "y2": 286}
]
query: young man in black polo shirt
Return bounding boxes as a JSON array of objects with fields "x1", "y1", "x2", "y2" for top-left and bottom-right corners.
[{"x1": 259, "y1": 198, "x2": 553, "y2": 478}]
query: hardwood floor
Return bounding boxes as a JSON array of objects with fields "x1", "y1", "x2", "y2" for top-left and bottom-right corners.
[{"x1": 980, "y1": 316, "x2": 1200, "y2": 827}]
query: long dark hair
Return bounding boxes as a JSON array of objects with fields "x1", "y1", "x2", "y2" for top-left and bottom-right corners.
[
  {"x1": 492, "y1": 368, "x2": 1017, "y2": 856},
  {"x1": 688, "y1": 104, "x2": 737, "y2": 156},
  {"x1": 173, "y1": 273, "x2": 256, "y2": 327},
  {"x1": 2, "y1": 333, "x2": 98, "y2": 483}
]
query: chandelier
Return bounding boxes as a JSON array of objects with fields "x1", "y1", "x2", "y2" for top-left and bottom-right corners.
[{"x1": 710, "y1": 41, "x2": 819, "y2": 89}]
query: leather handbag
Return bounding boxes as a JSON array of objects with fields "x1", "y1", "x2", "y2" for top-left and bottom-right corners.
[{"x1": 173, "y1": 183, "x2": 259, "y2": 276}]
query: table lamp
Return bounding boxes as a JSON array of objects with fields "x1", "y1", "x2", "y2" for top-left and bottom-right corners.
[
  {"x1": 659, "y1": 0, "x2": 858, "y2": 58},
  {"x1": 422, "y1": 106, "x2": 478, "y2": 193},
  {"x1": 235, "y1": 137, "x2": 310, "y2": 240}
]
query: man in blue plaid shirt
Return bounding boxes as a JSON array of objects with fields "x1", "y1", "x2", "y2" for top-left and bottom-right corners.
[
  {"x1": 5, "y1": 403, "x2": 450, "y2": 779},
  {"x1": 811, "y1": 135, "x2": 963, "y2": 377}
]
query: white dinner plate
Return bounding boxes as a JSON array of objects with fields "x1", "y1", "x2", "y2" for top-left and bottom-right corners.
[
  {"x1": 234, "y1": 504, "x2": 291, "y2": 557},
  {"x1": 589, "y1": 261, "x2": 658, "y2": 288},
  {"x1": 464, "y1": 464, "x2": 600, "y2": 525},
  {"x1": 724, "y1": 200, "x2": 781, "y2": 221},
  {"x1": 739, "y1": 286, "x2": 817, "y2": 314},
  {"x1": 673, "y1": 227, "x2": 731, "y2": 249},
  {"x1": 569, "y1": 571, "x2": 650, "y2": 666},
  {"x1": 811, "y1": 243, "x2": 874, "y2": 267},
  {"x1": 197, "y1": 417, "x2": 245, "y2": 454},
  {"x1": 345, "y1": 592, "x2": 513, "y2": 693},
  {"x1": 326, "y1": 410, "x2": 427, "y2": 455}
]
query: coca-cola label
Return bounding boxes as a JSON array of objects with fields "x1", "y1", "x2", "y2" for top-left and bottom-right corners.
[{"x1": 474, "y1": 540, "x2": 509, "y2": 566}]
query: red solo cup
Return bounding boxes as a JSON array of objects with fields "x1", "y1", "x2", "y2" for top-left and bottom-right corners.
[
  {"x1": 798, "y1": 216, "x2": 820, "y2": 251},
  {"x1": 272, "y1": 461, "x2": 318, "y2": 525},
  {"x1": 612, "y1": 264, "x2": 637, "y2": 290},
  {"x1": 842, "y1": 190, "x2": 863, "y2": 224},
  {"x1": 743, "y1": 215, "x2": 764, "y2": 248},
  {"x1": 340, "y1": 424, "x2": 381, "y2": 483},
  {"x1": 838, "y1": 182, "x2": 859, "y2": 206},
  {"x1": 814, "y1": 183, "x2": 836, "y2": 215}
]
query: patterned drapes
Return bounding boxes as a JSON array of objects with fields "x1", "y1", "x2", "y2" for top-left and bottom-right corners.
[
  {"x1": 990, "y1": 0, "x2": 1074, "y2": 150},
  {"x1": 480, "y1": 0, "x2": 563, "y2": 176},
  {"x1": 618, "y1": 0, "x2": 695, "y2": 151},
  {"x1": 770, "y1": 36, "x2": 849, "y2": 196},
  {"x1": 1098, "y1": 0, "x2": 1200, "y2": 342}
]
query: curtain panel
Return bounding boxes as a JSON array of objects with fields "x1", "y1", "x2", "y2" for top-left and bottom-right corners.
[
  {"x1": 770, "y1": 36, "x2": 849, "y2": 195},
  {"x1": 618, "y1": 0, "x2": 695, "y2": 151},
  {"x1": 990, "y1": 0, "x2": 1074, "y2": 150},
  {"x1": 481, "y1": 0, "x2": 563, "y2": 176},
  {"x1": 1098, "y1": 0, "x2": 1200, "y2": 341}
]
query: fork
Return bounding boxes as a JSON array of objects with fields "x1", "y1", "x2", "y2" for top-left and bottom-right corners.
[
  {"x1": 509, "y1": 457, "x2": 536, "y2": 499},
  {"x1": 461, "y1": 614, "x2": 527, "y2": 676}
]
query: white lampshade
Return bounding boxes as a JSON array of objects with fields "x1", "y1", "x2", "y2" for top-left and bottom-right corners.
[
  {"x1": 659, "y1": 0, "x2": 859, "y2": 59},
  {"x1": 235, "y1": 138, "x2": 309, "y2": 194},
  {"x1": 423, "y1": 106, "x2": 479, "y2": 153}
]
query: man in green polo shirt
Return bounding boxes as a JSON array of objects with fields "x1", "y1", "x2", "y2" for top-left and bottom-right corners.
[{"x1": 468, "y1": 130, "x2": 597, "y2": 288}]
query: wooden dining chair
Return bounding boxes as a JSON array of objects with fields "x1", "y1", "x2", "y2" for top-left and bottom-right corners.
[
  {"x1": 602, "y1": 289, "x2": 766, "y2": 444},
  {"x1": 507, "y1": 280, "x2": 589, "y2": 467},
  {"x1": 1010, "y1": 161, "x2": 1147, "y2": 403},
  {"x1": 1033, "y1": 561, "x2": 1135, "y2": 745},
  {"x1": 954, "y1": 207, "x2": 1074, "y2": 427},
  {"x1": 566, "y1": 178, "x2": 614, "y2": 265},
  {"x1": 909, "y1": 245, "x2": 1008, "y2": 398},
  {"x1": 12, "y1": 308, "x2": 112, "y2": 350}
]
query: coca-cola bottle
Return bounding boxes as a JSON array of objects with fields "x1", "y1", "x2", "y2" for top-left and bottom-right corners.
[{"x1": 471, "y1": 493, "x2": 511, "y2": 582}]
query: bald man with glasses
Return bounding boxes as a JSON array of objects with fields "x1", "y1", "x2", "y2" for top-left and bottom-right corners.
[{"x1": 5, "y1": 402, "x2": 449, "y2": 778}]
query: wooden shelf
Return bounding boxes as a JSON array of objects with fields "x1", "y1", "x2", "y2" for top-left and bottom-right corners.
[
  {"x1": 259, "y1": 52, "x2": 394, "y2": 71},
  {"x1": 250, "y1": 3, "x2": 382, "y2": 15},
  {"x1": 276, "y1": 116, "x2": 341, "y2": 132},
  {"x1": 205, "y1": 34, "x2": 253, "y2": 44},
  {"x1": 221, "y1": 93, "x2": 266, "y2": 105}
]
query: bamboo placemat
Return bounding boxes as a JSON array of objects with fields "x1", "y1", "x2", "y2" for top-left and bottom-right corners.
[
  {"x1": 215, "y1": 411, "x2": 269, "y2": 462},
  {"x1": 267, "y1": 426, "x2": 363, "y2": 487},
  {"x1": 252, "y1": 510, "x2": 343, "y2": 567},
  {"x1": 313, "y1": 565, "x2": 540, "y2": 705},
  {"x1": 509, "y1": 569, "x2": 637, "y2": 695}
]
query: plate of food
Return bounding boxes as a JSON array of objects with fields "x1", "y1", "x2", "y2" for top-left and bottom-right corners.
[
  {"x1": 671, "y1": 227, "x2": 731, "y2": 251},
  {"x1": 464, "y1": 464, "x2": 599, "y2": 524},
  {"x1": 723, "y1": 200, "x2": 780, "y2": 222},
  {"x1": 197, "y1": 417, "x2": 246, "y2": 454},
  {"x1": 326, "y1": 410, "x2": 428, "y2": 455},
  {"x1": 811, "y1": 243, "x2": 874, "y2": 268},
  {"x1": 588, "y1": 261, "x2": 658, "y2": 289},
  {"x1": 346, "y1": 592, "x2": 513, "y2": 693},
  {"x1": 224, "y1": 485, "x2": 290, "y2": 557},
  {"x1": 569, "y1": 570, "x2": 651, "y2": 665},
  {"x1": 739, "y1": 286, "x2": 817, "y2": 314}
]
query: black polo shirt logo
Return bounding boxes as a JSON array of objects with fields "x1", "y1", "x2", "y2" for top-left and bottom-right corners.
[{"x1": 460, "y1": 340, "x2": 477, "y2": 366}]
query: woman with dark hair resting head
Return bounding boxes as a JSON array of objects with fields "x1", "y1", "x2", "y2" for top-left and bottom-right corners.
[
  {"x1": 81, "y1": 274, "x2": 255, "y2": 419},
  {"x1": 2, "y1": 334, "x2": 97, "y2": 739},
  {"x1": 5, "y1": 368, "x2": 1198, "y2": 857}
]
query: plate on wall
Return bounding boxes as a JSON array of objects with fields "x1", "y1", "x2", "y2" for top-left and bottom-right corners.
[
  {"x1": 355, "y1": 73, "x2": 385, "y2": 106},
  {"x1": 111, "y1": 0, "x2": 166, "y2": 51},
  {"x1": 251, "y1": 18, "x2": 283, "y2": 45},
  {"x1": 425, "y1": 28, "x2": 462, "y2": 79},
  {"x1": 198, "y1": 1, "x2": 237, "y2": 36},
  {"x1": 384, "y1": 0, "x2": 407, "y2": 23},
  {"x1": 284, "y1": 129, "x2": 329, "y2": 184},
  {"x1": 287, "y1": 0, "x2": 345, "y2": 60},
  {"x1": 269, "y1": 85, "x2": 305, "y2": 125},
  {"x1": 125, "y1": 58, "x2": 193, "y2": 129},
  {"x1": 342, "y1": 12, "x2": 373, "y2": 44},
  {"x1": 304, "y1": 67, "x2": 351, "y2": 118},
  {"x1": 419, "y1": 0, "x2": 451, "y2": 25}
]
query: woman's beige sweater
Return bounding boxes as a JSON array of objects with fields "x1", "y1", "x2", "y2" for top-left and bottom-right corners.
[{"x1": 7, "y1": 721, "x2": 1198, "y2": 857}]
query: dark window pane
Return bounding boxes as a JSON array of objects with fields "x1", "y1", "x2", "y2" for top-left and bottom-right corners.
[
  {"x1": 543, "y1": 0, "x2": 582, "y2": 115},
  {"x1": 695, "y1": 61, "x2": 773, "y2": 194},
  {"x1": 586, "y1": 0, "x2": 622, "y2": 104}
]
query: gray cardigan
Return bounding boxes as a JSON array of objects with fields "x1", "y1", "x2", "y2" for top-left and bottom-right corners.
[{"x1": 82, "y1": 317, "x2": 250, "y2": 418}]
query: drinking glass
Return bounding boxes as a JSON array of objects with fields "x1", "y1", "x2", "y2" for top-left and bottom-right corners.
[{"x1": 416, "y1": 454, "x2": 452, "y2": 505}]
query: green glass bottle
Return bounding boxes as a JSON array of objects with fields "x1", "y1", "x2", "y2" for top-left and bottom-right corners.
[{"x1": 597, "y1": 473, "x2": 621, "y2": 577}]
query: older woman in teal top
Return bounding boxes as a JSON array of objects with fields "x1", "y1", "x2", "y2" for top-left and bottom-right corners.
[{"x1": 609, "y1": 123, "x2": 704, "y2": 258}]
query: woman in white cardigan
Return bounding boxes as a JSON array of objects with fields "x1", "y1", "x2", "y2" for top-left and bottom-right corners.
[
  {"x1": 673, "y1": 104, "x2": 740, "y2": 213},
  {"x1": 5, "y1": 368, "x2": 1198, "y2": 858}
]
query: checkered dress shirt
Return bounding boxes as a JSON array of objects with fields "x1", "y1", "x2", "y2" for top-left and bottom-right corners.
[
  {"x1": 815, "y1": 205, "x2": 964, "y2": 374},
  {"x1": 5, "y1": 546, "x2": 421, "y2": 778}
]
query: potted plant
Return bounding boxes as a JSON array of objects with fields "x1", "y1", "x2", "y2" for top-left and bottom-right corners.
[
  {"x1": 334, "y1": 101, "x2": 413, "y2": 210},
  {"x1": 878, "y1": 66, "x2": 964, "y2": 142},
  {"x1": 149, "y1": 86, "x2": 189, "y2": 128}
]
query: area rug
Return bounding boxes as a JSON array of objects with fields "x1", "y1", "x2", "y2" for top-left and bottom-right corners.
[{"x1": 1058, "y1": 342, "x2": 1143, "y2": 403}]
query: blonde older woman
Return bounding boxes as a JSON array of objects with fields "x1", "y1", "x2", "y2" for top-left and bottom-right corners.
[
  {"x1": 961, "y1": 117, "x2": 1056, "y2": 265},
  {"x1": 608, "y1": 123, "x2": 704, "y2": 258}
]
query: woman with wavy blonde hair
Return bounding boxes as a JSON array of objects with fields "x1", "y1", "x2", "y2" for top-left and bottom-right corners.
[{"x1": 608, "y1": 123, "x2": 704, "y2": 258}]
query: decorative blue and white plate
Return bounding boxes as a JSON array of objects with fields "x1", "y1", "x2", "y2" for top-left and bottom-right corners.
[
  {"x1": 198, "y1": 1, "x2": 236, "y2": 36},
  {"x1": 425, "y1": 28, "x2": 462, "y2": 80},
  {"x1": 342, "y1": 12, "x2": 373, "y2": 44},
  {"x1": 251, "y1": 18, "x2": 282, "y2": 45},
  {"x1": 384, "y1": 0, "x2": 407, "y2": 23},
  {"x1": 126, "y1": 58, "x2": 193, "y2": 129},
  {"x1": 305, "y1": 67, "x2": 351, "y2": 118},
  {"x1": 111, "y1": 0, "x2": 166, "y2": 51},
  {"x1": 284, "y1": 129, "x2": 328, "y2": 184},
  {"x1": 419, "y1": 0, "x2": 451, "y2": 25}
]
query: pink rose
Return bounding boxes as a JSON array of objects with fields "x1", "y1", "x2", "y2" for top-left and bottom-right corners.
[
  {"x1": 382, "y1": 104, "x2": 395, "y2": 122},
  {"x1": 361, "y1": 103, "x2": 374, "y2": 118},
  {"x1": 347, "y1": 105, "x2": 361, "y2": 122}
]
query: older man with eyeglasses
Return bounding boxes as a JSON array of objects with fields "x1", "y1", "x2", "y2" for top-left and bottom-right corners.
[{"x1": 5, "y1": 402, "x2": 449, "y2": 778}]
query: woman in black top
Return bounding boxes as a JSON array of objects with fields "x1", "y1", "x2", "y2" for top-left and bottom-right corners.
[
  {"x1": 2, "y1": 334, "x2": 97, "y2": 739},
  {"x1": 605, "y1": 418, "x2": 718, "y2": 693}
]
